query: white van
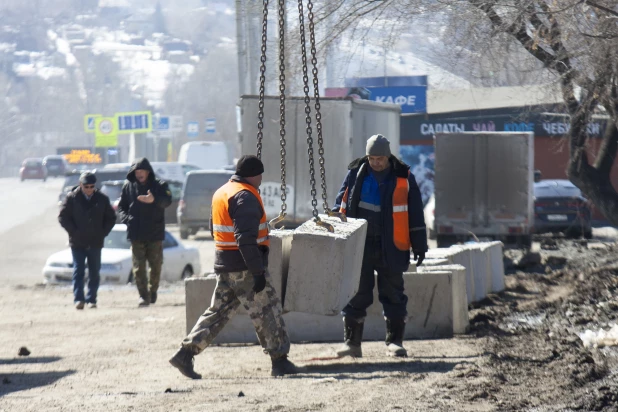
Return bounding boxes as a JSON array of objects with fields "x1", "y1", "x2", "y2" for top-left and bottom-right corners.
[{"x1": 178, "y1": 141, "x2": 229, "y2": 170}]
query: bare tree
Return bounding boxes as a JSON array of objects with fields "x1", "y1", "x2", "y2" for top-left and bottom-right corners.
[{"x1": 317, "y1": 0, "x2": 618, "y2": 225}]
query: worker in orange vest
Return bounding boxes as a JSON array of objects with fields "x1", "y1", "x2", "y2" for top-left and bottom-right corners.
[
  {"x1": 333, "y1": 134, "x2": 428, "y2": 358},
  {"x1": 169, "y1": 155, "x2": 296, "y2": 378}
]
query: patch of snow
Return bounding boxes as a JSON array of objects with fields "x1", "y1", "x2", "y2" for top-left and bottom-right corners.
[{"x1": 580, "y1": 324, "x2": 618, "y2": 348}]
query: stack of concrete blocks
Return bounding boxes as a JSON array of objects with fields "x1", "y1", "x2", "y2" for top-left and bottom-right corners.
[
  {"x1": 283, "y1": 215, "x2": 367, "y2": 316},
  {"x1": 466, "y1": 245, "x2": 490, "y2": 302},
  {"x1": 415, "y1": 265, "x2": 469, "y2": 334}
]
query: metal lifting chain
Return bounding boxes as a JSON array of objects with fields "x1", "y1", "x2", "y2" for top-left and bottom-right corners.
[
  {"x1": 306, "y1": 0, "x2": 328, "y2": 213},
  {"x1": 267, "y1": 0, "x2": 288, "y2": 229},
  {"x1": 255, "y1": 0, "x2": 269, "y2": 160},
  {"x1": 297, "y1": 0, "x2": 333, "y2": 232}
]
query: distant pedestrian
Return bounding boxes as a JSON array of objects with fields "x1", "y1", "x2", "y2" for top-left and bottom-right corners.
[
  {"x1": 59, "y1": 172, "x2": 116, "y2": 310},
  {"x1": 117, "y1": 158, "x2": 172, "y2": 307},
  {"x1": 333, "y1": 134, "x2": 428, "y2": 358},
  {"x1": 169, "y1": 155, "x2": 297, "y2": 379}
]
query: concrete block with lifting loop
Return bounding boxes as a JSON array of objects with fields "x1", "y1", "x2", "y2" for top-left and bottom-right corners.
[{"x1": 251, "y1": 0, "x2": 365, "y2": 316}]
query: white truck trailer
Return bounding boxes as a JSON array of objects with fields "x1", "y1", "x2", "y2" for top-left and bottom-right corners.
[
  {"x1": 433, "y1": 132, "x2": 534, "y2": 247},
  {"x1": 238, "y1": 95, "x2": 401, "y2": 225}
]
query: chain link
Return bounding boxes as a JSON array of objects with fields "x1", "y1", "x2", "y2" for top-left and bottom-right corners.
[
  {"x1": 297, "y1": 0, "x2": 319, "y2": 219},
  {"x1": 277, "y1": 0, "x2": 287, "y2": 214},
  {"x1": 306, "y1": 0, "x2": 329, "y2": 213},
  {"x1": 256, "y1": 0, "x2": 270, "y2": 160}
]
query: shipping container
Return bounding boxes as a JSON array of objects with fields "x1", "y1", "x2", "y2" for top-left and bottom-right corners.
[
  {"x1": 434, "y1": 132, "x2": 534, "y2": 247},
  {"x1": 238, "y1": 95, "x2": 401, "y2": 225}
]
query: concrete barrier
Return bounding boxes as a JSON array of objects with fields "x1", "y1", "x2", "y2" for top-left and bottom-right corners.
[
  {"x1": 417, "y1": 265, "x2": 469, "y2": 334},
  {"x1": 185, "y1": 269, "x2": 462, "y2": 343},
  {"x1": 284, "y1": 215, "x2": 368, "y2": 316},
  {"x1": 481, "y1": 242, "x2": 505, "y2": 292},
  {"x1": 466, "y1": 245, "x2": 489, "y2": 302},
  {"x1": 427, "y1": 247, "x2": 475, "y2": 304}
]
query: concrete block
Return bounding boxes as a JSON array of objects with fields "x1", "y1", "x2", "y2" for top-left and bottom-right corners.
[
  {"x1": 466, "y1": 245, "x2": 489, "y2": 302},
  {"x1": 267, "y1": 229, "x2": 294, "y2": 305},
  {"x1": 481, "y1": 242, "x2": 505, "y2": 293},
  {"x1": 427, "y1": 247, "x2": 476, "y2": 304},
  {"x1": 408, "y1": 261, "x2": 417, "y2": 272},
  {"x1": 422, "y1": 258, "x2": 450, "y2": 267},
  {"x1": 185, "y1": 275, "x2": 218, "y2": 334},
  {"x1": 285, "y1": 215, "x2": 368, "y2": 316},
  {"x1": 417, "y1": 265, "x2": 469, "y2": 334}
]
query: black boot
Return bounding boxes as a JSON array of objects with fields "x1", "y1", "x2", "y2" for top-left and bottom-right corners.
[
  {"x1": 169, "y1": 346, "x2": 202, "y2": 379},
  {"x1": 150, "y1": 291, "x2": 157, "y2": 304},
  {"x1": 385, "y1": 318, "x2": 407, "y2": 357},
  {"x1": 335, "y1": 317, "x2": 364, "y2": 358},
  {"x1": 271, "y1": 355, "x2": 297, "y2": 377}
]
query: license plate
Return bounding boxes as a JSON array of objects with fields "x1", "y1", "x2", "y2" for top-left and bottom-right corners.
[{"x1": 547, "y1": 214, "x2": 568, "y2": 221}]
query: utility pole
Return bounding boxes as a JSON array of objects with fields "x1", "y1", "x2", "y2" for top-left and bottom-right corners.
[{"x1": 235, "y1": 0, "x2": 248, "y2": 97}]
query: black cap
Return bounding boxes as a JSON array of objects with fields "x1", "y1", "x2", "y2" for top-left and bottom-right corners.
[
  {"x1": 235, "y1": 155, "x2": 264, "y2": 178},
  {"x1": 79, "y1": 172, "x2": 96, "y2": 185}
]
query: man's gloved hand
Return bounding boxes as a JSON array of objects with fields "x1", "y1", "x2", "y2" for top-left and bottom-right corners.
[
  {"x1": 252, "y1": 272, "x2": 266, "y2": 294},
  {"x1": 413, "y1": 251, "x2": 425, "y2": 267}
]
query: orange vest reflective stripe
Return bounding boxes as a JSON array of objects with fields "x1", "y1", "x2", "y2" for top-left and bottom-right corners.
[
  {"x1": 211, "y1": 181, "x2": 270, "y2": 250},
  {"x1": 339, "y1": 174, "x2": 411, "y2": 251}
]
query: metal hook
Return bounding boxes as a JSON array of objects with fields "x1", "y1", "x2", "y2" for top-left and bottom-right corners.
[
  {"x1": 314, "y1": 217, "x2": 334, "y2": 233},
  {"x1": 269, "y1": 212, "x2": 286, "y2": 230},
  {"x1": 326, "y1": 210, "x2": 347, "y2": 222}
]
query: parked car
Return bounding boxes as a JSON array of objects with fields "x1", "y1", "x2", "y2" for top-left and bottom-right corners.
[
  {"x1": 43, "y1": 155, "x2": 69, "y2": 177},
  {"x1": 534, "y1": 179, "x2": 592, "y2": 239},
  {"x1": 58, "y1": 170, "x2": 84, "y2": 205},
  {"x1": 43, "y1": 224, "x2": 200, "y2": 284},
  {"x1": 91, "y1": 169, "x2": 128, "y2": 189},
  {"x1": 177, "y1": 170, "x2": 234, "y2": 239},
  {"x1": 424, "y1": 194, "x2": 436, "y2": 240},
  {"x1": 99, "y1": 180, "x2": 124, "y2": 222},
  {"x1": 20, "y1": 158, "x2": 47, "y2": 182}
]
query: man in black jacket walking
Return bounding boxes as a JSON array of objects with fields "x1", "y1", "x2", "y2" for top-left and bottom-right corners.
[
  {"x1": 117, "y1": 158, "x2": 172, "y2": 307},
  {"x1": 59, "y1": 172, "x2": 116, "y2": 309}
]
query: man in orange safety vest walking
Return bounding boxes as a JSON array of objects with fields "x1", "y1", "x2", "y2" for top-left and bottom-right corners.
[{"x1": 169, "y1": 155, "x2": 297, "y2": 378}]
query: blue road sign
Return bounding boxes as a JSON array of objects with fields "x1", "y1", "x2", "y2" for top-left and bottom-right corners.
[
  {"x1": 116, "y1": 111, "x2": 152, "y2": 134},
  {"x1": 187, "y1": 121, "x2": 199, "y2": 138},
  {"x1": 155, "y1": 116, "x2": 170, "y2": 131},
  {"x1": 205, "y1": 118, "x2": 216, "y2": 134}
]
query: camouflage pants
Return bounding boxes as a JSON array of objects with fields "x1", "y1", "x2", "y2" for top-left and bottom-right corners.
[
  {"x1": 131, "y1": 241, "x2": 163, "y2": 299},
  {"x1": 182, "y1": 270, "x2": 290, "y2": 359}
]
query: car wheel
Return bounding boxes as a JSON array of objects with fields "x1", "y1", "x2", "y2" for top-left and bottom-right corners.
[
  {"x1": 180, "y1": 228, "x2": 189, "y2": 240},
  {"x1": 20, "y1": 178, "x2": 24, "y2": 182},
  {"x1": 181, "y1": 265, "x2": 193, "y2": 280}
]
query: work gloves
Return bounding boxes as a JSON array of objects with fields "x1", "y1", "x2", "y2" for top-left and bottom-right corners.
[
  {"x1": 413, "y1": 251, "x2": 425, "y2": 267},
  {"x1": 252, "y1": 272, "x2": 266, "y2": 294}
]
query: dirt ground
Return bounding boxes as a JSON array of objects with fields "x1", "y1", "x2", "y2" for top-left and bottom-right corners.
[{"x1": 2, "y1": 235, "x2": 618, "y2": 411}]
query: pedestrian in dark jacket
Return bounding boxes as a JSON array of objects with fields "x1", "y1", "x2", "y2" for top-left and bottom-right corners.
[
  {"x1": 333, "y1": 134, "x2": 428, "y2": 358},
  {"x1": 169, "y1": 155, "x2": 297, "y2": 379},
  {"x1": 117, "y1": 157, "x2": 172, "y2": 307},
  {"x1": 58, "y1": 172, "x2": 116, "y2": 310}
]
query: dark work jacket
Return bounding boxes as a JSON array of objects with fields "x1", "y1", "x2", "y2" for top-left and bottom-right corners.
[
  {"x1": 333, "y1": 156, "x2": 428, "y2": 272},
  {"x1": 117, "y1": 158, "x2": 172, "y2": 242},
  {"x1": 210, "y1": 175, "x2": 269, "y2": 275},
  {"x1": 58, "y1": 187, "x2": 116, "y2": 249}
]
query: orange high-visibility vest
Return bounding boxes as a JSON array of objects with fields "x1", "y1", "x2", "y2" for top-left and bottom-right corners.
[
  {"x1": 211, "y1": 181, "x2": 270, "y2": 250},
  {"x1": 339, "y1": 173, "x2": 411, "y2": 251}
]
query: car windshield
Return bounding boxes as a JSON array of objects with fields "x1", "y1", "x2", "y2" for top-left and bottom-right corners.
[
  {"x1": 45, "y1": 158, "x2": 64, "y2": 166},
  {"x1": 104, "y1": 230, "x2": 131, "y2": 249},
  {"x1": 185, "y1": 174, "x2": 232, "y2": 195},
  {"x1": 100, "y1": 184, "x2": 122, "y2": 200}
]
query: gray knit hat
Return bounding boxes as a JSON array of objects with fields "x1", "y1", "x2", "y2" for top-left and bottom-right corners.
[{"x1": 366, "y1": 134, "x2": 391, "y2": 157}]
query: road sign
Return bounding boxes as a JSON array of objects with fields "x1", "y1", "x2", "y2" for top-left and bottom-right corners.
[
  {"x1": 187, "y1": 121, "x2": 199, "y2": 138},
  {"x1": 116, "y1": 111, "x2": 152, "y2": 134},
  {"x1": 154, "y1": 116, "x2": 170, "y2": 131},
  {"x1": 205, "y1": 118, "x2": 216, "y2": 134},
  {"x1": 170, "y1": 115, "x2": 184, "y2": 132},
  {"x1": 95, "y1": 117, "x2": 118, "y2": 147},
  {"x1": 84, "y1": 114, "x2": 102, "y2": 133}
]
